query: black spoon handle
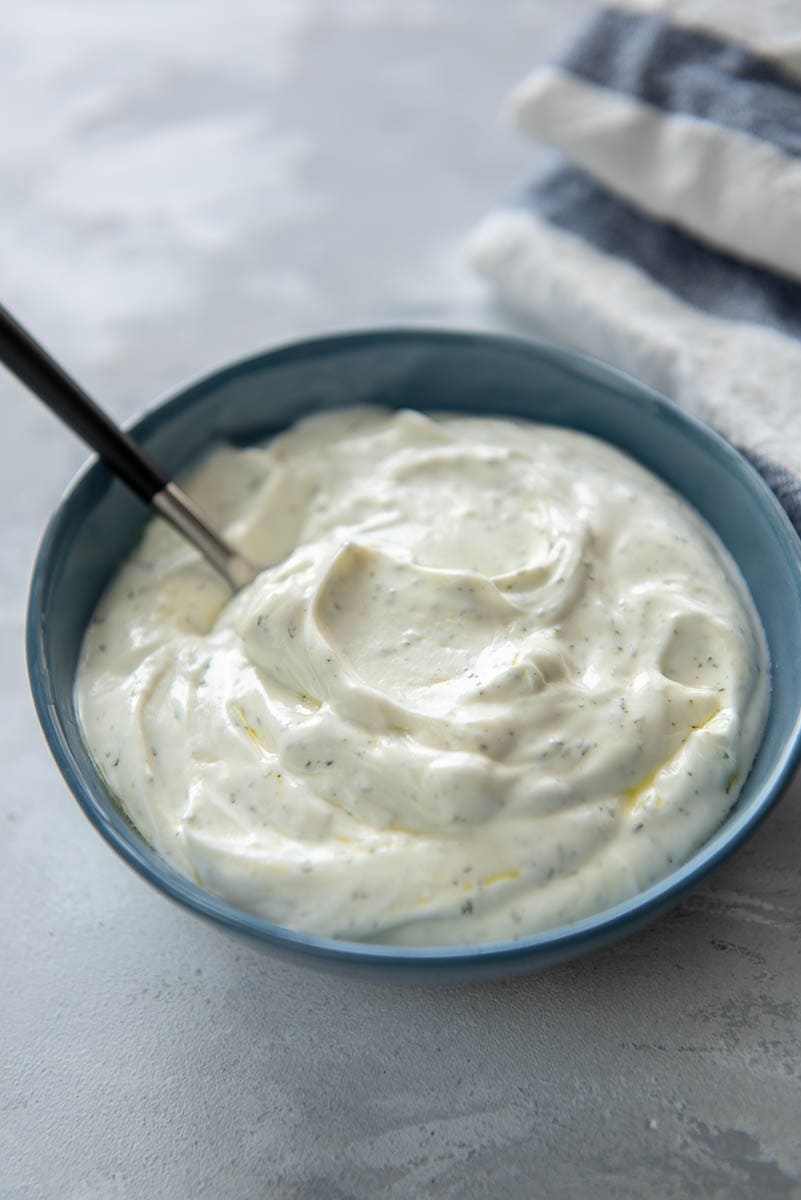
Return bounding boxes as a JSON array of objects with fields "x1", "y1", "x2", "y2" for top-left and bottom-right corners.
[
  {"x1": 0, "y1": 302, "x2": 258, "y2": 590},
  {"x1": 0, "y1": 303, "x2": 168, "y2": 502}
]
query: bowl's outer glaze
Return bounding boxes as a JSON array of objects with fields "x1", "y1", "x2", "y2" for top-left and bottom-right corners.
[{"x1": 26, "y1": 330, "x2": 801, "y2": 982}]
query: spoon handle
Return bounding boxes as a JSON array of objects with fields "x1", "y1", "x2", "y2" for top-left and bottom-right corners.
[
  {"x1": 0, "y1": 303, "x2": 258, "y2": 590},
  {"x1": 0, "y1": 303, "x2": 169, "y2": 503}
]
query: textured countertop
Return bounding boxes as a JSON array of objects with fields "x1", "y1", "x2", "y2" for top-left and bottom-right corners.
[{"x1": 3, "y1": 4, "x2": 800, "y2": 1197}]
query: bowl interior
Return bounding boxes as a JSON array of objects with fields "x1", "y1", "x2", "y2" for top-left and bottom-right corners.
[{"x1": 27, "y1": 330, "x2": 801, "y2": 978}]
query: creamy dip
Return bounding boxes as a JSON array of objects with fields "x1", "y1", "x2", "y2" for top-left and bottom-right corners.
[{"x1": 77, "y1": 408, "x2": 770, "y2": 945}]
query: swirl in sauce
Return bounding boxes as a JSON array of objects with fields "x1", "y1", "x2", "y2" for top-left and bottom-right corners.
[{"x1": 77, "y1": 409, "x2": 770, "y2": 944}]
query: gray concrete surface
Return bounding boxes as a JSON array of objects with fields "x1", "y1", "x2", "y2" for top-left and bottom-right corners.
[{"x1": 2, "y1": 3, "x2": 800, "y2": 1197}]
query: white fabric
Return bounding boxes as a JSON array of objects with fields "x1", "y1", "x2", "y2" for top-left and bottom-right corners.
[
  {"x1": 511, "y1": 66, "x2": 801, "y2": 282},
  {"x1": 469, "y1": 0, "x2": 801, "y2": 493},
  {"x1": 469, "y1": 207, "x2": 801, "y2": 479}
]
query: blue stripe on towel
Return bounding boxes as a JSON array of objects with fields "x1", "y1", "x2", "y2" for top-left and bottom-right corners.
[
  {"x1": 558, "y1": 6, "x2": 801, "y2": 159},
  {"x1": 518, "y1": 165, "x2": 801, "y2": 340},
  {"x1": 738, "y1": 449, "x2": 801, "y2": 536}
]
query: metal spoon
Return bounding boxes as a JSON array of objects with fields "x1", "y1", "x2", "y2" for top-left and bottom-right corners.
[{"x1": 0, "y1": 303, "x2": 258, "y2": 590}]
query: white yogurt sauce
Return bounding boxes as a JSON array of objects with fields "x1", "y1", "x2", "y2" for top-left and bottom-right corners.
[{"x1": 76, "y1": 408, "x2": 770, "y2": 945}]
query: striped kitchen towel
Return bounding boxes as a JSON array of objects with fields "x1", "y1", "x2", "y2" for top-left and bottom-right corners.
[{"x1": 469, "y1": 0, "x2": 801, "y2": 532}]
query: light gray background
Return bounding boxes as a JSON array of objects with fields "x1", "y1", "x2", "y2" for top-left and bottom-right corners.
[{"x1": 3, "y1": 3, "x2": 800, "y2": 1198}]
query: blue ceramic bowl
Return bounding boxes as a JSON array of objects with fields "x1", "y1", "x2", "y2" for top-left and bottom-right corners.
[{"x1": 27, "y1": 329, "x2": 801, "y2": 982}]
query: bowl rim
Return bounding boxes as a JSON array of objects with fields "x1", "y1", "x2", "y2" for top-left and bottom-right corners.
[{"x1": 26, "y1": 326, "x2": 801, "y2": 968}]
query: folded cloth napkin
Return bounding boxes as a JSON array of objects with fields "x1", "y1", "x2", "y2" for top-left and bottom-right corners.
[{"x1": 469, "y1": 0, "x2": 801, "y2": 532}]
